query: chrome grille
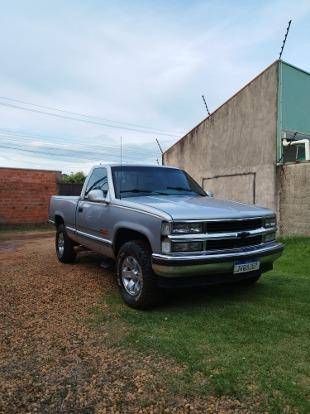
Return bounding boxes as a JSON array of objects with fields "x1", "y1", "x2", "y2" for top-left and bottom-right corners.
[
  {"x1": 168, "y1": 218, "x2": 272, "y2": 254},
  {"x1": 205, "y1": 218, "x2": 263, "y2": 233},
  {"x1": 206, "y1": 235, "x2": 262, "y2": 251}
]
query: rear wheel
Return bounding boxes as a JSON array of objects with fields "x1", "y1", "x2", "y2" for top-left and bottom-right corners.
[
  {"x1": 56, "y1": 224, "x2": 76, "y2": 263},
  {"x1": 116, "y1": 240, "x2": 160, "y2": 309}
]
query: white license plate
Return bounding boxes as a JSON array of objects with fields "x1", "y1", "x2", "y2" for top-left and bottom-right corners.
[{"x1": 234, "y1": 258, "x2": 260, "y2": 274}]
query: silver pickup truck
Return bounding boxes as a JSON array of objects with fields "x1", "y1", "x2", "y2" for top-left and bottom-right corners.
[{"x1": 48, "y1": 164, "x2": 283, "y2": 309}]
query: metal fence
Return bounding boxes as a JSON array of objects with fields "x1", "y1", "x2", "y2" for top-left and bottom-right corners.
[{"x1": 57, "y1": 183, "x2": 83, "y2": 196}]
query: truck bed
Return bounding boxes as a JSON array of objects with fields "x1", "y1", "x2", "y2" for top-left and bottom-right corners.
[{"x1": 48, "y1": 195, "x2": 80, "y2": 229}]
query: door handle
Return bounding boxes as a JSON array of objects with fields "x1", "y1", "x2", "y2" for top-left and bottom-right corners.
[{"x1": 78, "y1": 206, "x2": 83, "y2": 213}]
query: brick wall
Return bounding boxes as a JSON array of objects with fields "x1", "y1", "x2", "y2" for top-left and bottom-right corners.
[
  {"x1": 278, "y1": 162, "x2": 310, "y2": 236},
  {"x1": 0, "y1": 167, "x2": 61, "y2": 226}
]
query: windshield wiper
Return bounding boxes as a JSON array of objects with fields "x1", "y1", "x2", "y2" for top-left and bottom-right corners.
[
  {"x1": 120, "y1": 189, "x2": 152, "y2": 193},
  {"x1": 120, "y1": 189, "x2": 167, "y2": 195},
  {"x1": 166, "y1": 186, "x2": 193, "y2": 192}
]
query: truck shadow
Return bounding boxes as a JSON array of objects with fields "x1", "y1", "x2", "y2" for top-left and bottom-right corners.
[
  {"x1": 75, "y1": 251, "x2": 275, "y2": 309},
  {"x1": 161, "y1": 281, "x2": 268, "y2": 309}
]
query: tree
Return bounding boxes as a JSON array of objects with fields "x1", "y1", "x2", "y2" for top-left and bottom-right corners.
[{"x1": 61, "y1": 171, "x2": 86, "y2": 184}]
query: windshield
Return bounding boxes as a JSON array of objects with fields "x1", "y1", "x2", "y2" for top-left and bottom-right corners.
[{"x1": 112, "y1": 166, "x2": 206, "y2": 198}]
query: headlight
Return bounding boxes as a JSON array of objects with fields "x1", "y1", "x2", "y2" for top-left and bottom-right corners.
[
  {"x1": 161, "y1": 221, "x2": 172, "y2": 236},
  {"x1": 264, "y1": 232, "x2": 276, "y2": 242},
  {"x1": 171, "y1": 241, "x2": 203, "y2": 252},
  {"x1": 264, "y1": 216, "x2": 277, "y2": 228},
  {"x1": 172, "y1": 222, "x2": 203, "y2": 234}
]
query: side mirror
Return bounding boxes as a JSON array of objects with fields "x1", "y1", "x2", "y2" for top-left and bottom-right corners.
[
  {"x1": 87, "y1": 189, "x2": 109, "y2": 203},
  {"x1": 206, "y1": 191, "x2": 214, "y2": 197}
]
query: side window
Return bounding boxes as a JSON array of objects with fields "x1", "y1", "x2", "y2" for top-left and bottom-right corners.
[{"x1": 85, "y1": 168, "x2": 108, "y2": 197}]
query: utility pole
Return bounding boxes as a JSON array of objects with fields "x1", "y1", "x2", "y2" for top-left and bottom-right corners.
[{"x1": 155, "y1": 138, "x2": 164, "y2": 165}]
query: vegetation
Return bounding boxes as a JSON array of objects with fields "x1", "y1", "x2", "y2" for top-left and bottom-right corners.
[
  {"x1": 91, "y1": 238, "x2": 310, "y2": 413},
  {"x1": 61, "y1": 171, "x2": 86, "y2": 184},
  {"x1": 0, "y1": 224, "x2": 52, "y2": 233}
]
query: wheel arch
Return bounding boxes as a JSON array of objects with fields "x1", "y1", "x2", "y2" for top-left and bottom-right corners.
[
  {"x1": 54, "y1": 214, "x2": 65, "y2": 228},
  {"x1": 113, "y1": 227, "x2": 152, "y2": 256}
]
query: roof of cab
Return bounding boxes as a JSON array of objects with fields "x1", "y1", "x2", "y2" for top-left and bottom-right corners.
[{"x1": 92, "y1": 164, "x2": 180, "y2": 169}]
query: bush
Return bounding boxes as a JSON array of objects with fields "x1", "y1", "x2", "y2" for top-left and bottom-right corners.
[{"x1": 61, "y1": 171, "x2": 86, "y2": 184}]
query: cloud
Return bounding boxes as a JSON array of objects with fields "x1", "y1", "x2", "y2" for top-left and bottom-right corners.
[{"x1": 0, "y1": 0, "x2": 309, "y2": 172}]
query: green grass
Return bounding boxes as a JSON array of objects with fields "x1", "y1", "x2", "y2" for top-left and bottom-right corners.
[{"x1": 91, "y1": 238, "x2": 310, "y2": 413}]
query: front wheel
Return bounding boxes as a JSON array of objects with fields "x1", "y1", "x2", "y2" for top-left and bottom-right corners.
[
  {"x1": 56, "y1": 224, "x2": 76, "y2": 263},
  {"x1": 116, "y1": 240, "x2": 160, "y2": 309}
]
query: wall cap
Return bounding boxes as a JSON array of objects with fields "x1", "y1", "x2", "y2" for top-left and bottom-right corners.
[{"x1": 0, "y1": 166, "x2": 61, "y2": 174}]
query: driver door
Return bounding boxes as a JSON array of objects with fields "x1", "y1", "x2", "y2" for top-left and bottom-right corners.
[{"x1": 76, "y1": 167, "x2": 112, "y2": 256}]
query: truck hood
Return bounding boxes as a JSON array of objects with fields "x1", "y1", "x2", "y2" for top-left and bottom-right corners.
[{"x1": 124, "y1": 195, "x2": 273, "y2": 220}]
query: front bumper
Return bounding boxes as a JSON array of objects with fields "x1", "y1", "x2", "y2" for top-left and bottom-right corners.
[{"x1": 152, "y1": 242, "x2": 283, "y2": 278}]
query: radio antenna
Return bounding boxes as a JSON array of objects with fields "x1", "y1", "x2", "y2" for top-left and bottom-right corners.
[
  {"x1": 202, "y1": 95, "x2": 211, "y2": 116},
  {"x1": 120, "y1": 136, "x2": 123, "y2": 165},
  {"x1": 119, "y1": 136, "x2": 123, "y2": 199},
  {"x1": 279, "y1": 20, "x2": 292, "y2": 60}
]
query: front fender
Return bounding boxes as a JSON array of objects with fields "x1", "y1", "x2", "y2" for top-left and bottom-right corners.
[{"x1": 113, "y1": 217, "x2": 162, "y2": 253}]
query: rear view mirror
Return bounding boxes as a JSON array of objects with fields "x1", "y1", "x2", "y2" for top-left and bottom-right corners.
[{"x1": 87, "y1": 189, "x2": 108, "y2": 203}]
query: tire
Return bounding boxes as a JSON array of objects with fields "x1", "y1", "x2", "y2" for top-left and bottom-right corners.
[
  {"x1": 56, "y1": 224, "x2": 76, "y2": 263},
  {"x1": 116, "y1": 240, "x2": 160, "y2": 309}
]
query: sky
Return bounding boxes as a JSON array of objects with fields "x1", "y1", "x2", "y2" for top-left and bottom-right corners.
[{"x1": 0, "y1": 0, "x2": 309, "y2": 174}]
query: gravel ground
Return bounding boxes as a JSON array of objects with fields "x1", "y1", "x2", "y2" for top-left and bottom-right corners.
[{"x1": 0, "y1": 235, "x2": 254, "y2": 413}]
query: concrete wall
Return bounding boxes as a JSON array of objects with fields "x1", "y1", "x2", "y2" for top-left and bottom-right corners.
[
  {"x1": 0, "y1": 167, "x2": 60, "y2": 226},
  {"x1": 164, "y1": 62, "x2": 279, "y2": 211},
  {"x1": 278, "y1": 163, "x2": 310, "y2": 236}
]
